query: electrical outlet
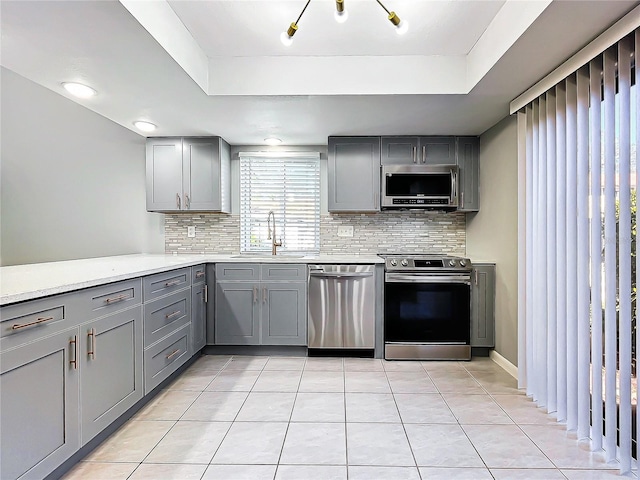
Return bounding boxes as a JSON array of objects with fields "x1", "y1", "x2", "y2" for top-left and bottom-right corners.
[
  {"x1": 187, "y1": 226, "x2": 196, "y2": 238},
  {"x1": 337, "y1": 226, "x2": 354, "y2": 237}
]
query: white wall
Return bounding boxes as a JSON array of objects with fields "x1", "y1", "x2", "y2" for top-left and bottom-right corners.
[
  {"x1": 467, "y1": 115, "x2": 518, "y2": 366},
  {"x1": 1, "y1": 68, "x2": 164, "y2": 266}
]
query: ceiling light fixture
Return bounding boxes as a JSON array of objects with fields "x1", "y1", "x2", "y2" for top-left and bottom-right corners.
[
  {"x1": 133, "y1": 121, "x2": 157, "y2": 132},
  {"x1": 334, "y1": 0, "x2": 348, "y2": 24},
  {"x1": 281, "y1": 0, "x2": 407, "y2": 45},
  {"x1": 264, "y1": 137, "x2": 283, "y2": 145},
  {"x1": 62, "y1": 82, "x2": 97, "y2": 98},
  {"x1": 375, "y1": 0, "x2": 409, "y2": 35}
]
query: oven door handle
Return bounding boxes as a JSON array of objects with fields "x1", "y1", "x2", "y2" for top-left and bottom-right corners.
[{"x1": 385, "y1": 273, "x2": 471, "y2": 284}]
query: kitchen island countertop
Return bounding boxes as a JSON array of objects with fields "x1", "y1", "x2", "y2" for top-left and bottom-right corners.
[{"x1": 0, "y1": 253, "x2": 383, "y2": 305}]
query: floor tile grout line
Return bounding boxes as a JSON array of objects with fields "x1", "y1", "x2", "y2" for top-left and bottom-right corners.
[{"x1": 274, "y1": 355, "x2": 307, "y2": 479}]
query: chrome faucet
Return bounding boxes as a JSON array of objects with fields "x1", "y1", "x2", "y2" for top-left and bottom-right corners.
[{"x1": 267, "y1": 211, "x2": 282, "y2": 255}]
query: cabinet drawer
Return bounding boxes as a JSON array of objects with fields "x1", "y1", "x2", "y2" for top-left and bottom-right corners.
[
  {"x1": 143, "y1": 268, "x2": 190, "y2": 302},
  {"x1": 216, "y1": 263, "x2": 260, "y2": 281},
  {"x1": 78, "y1": 278, "x2": 142, "y2": 320},
  {"x1": 144, "y1": 324, "x2": 190, "y2": 394},
  {"x1": 143, "y1": 290, "x2": 191, "y2": 348},
  {"x1": 0, "y1": 293, "x2": 77, "y2": 350},
  {"x1": 261, "y1": 264, "x2": 306, "y2": 281},
  {"x1": 192, "y1": 264, "x2": 206, "y2": 284}
]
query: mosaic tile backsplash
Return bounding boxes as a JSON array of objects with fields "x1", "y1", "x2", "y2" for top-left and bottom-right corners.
[{"x1": 165, "y1": 212, "x2": 466, "y2": 256}]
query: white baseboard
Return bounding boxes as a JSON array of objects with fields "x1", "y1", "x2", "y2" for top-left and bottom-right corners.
[{"x1": 490, "y1": 350, "x2": 518, "y2": 379}]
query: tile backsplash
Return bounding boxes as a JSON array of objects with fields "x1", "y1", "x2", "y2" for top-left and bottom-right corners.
[{"x1": 164, "y1": 212, "x2": 465, "y2": 255}]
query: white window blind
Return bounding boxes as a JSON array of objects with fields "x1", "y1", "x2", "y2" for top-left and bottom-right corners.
[
  {"x1": 517, "y1": 28, "x2": 638, "y2": 474},
  {"x1": 239, "y1": 152, "x2": 320, "y2": 255}
]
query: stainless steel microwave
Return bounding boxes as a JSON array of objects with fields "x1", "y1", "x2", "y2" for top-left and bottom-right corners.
[{"x1": 381, "y1": 164, "x2": 459, "y2": 210}]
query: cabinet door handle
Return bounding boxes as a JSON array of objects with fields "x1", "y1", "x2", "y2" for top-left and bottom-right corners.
[
  {"x1": 87, "y1": 328, "x2": 96, "y2": 360},
  {"x1": 475, "y1": 270, "x2": 479, "y2": 285},
  {"x1": 461, "y1": 191, "x2": 464, "y2": 208},
  {"x1": 166, "y1": 349, "x2": 181, "y2": 360},
  {"x1": 104, "y1": 294, "x2": 128, "y2": 304},
  {"x1": 11, "y1": 316, "x2": 53, "y2": 330},
  {"x1": 253, "y1": 286, "x2": 258, "y2": 304},
  {"x1": 165, "y1": 310, "x2": 181, "y2": 319},
  {"x1": 374, "y1": 191, "x2": 378, "y2": 209},
  {"x1": 204, "y1": 285, "x2": 208, "y2": 303},
  {"x1": 164, "y1": 279, "x2": 181, "y2": 287},
  {"x1": 263, "y1": 286, "x2": 267, "y2": 304},
  {"x1": 422, "y1": 145, "x2": 426, "y2": 163},
  {"x1": 69, "y1": 335, "x2": 78, "y2": 369},
  {"x1": 185, "y1": 194, "x2": 190, "y2": 210},
  {"x1": 195, "y1": 271, "x2": 205, "y2": 278},
  {"x1": 412, "y1": 146, "x2": 417, "y2": 163},
  {"x1": 176, "y1": 193, "x2": 181, "y2": 209}
]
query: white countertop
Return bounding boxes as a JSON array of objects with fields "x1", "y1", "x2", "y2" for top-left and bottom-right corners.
[{"x1": 0, "y1": 253, "x2": 383, "y2": 305}]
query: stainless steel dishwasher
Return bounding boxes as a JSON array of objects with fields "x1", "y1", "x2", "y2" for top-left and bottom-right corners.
[{"x1": 308, "y1": 265, "x2": 375, "y2": 349}]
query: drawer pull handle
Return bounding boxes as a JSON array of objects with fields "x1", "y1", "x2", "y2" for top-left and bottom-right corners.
[
  {"x1": 105, "y1": 294, "x2": 128, "y2": 304},
  {"x1": 165, "y1": 280, "x2": 181, "y2": 287},
  {"x1": 87, "y1": 328, "x2": 96, "y2": 359},
  {"x1": 195, "y1": 271, "x2": 205, "y2": 278},
  {"x1": 70, "y1": 335, "x2": 78, "y2": 369},
  {"x1": 165, "y1": 310, "x2": 181, "y2": 319},
  {"x1": 11, "y1": 316, "x2": 54, "y2": 330},
  {"x1": 166, "y1": 349, "x2": 181, "y2": 360},
  {"x1": 263, "y1": 286, "x2": 267, "y2": 304}
]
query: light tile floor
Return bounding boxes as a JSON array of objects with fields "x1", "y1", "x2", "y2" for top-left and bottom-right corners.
[{"x1": 63, "y1": 356, "x2": 637, "y2": 480}]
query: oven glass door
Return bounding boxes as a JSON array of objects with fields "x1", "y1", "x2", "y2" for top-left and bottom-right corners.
[
  {"x1": 384, "y1": 280, "x2": 470, "y2": 344},
  {"x1": 384, "y1": 173, "x2": 452, "y2": 196}
]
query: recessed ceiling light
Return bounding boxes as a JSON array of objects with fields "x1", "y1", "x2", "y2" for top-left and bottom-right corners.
[
  {"x1": 264, "y1": 137, "x2": 282, "y2": 145},
  {"x1": 134, "y1": 121, "x2": 157, "y2": 132},
  {"x1": 62, "y1": 82, "x2": 97, "y2": 98}
]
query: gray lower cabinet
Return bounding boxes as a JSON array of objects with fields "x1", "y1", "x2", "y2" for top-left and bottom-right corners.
[
  {"x1": 457, "y1": 136, "x2": 480, "y2": 212},
  {"x1": 1, "y1": 329, "x2": 80, "y2": 480},
  {"x1": 215, "y1": 281, "x2": 261, "y2": 345},
  {"x1": 144, "y1": 323, "x2": 191, "y2": 393},
  {"x1": 328, "y1": 136, "x2": 381, "y2": 212},
  {"x1": 214, "y1": 264, "x2": 307, "y2": 346},
  {"x1": 146, "y1": 137, "x2": 231, "y2": 213},
  {"x1": 191, "y1": 282, "x2": 207, "y2": 353},
  {"x1": 80, "y1": 306, "x2": 143, "y2": 443},
  {"x1": 261, "y1": 282, "x2": 306, "y2": 345},
  {"x1": 471, "y1": 263, "x2": 496, "y2": 348}
]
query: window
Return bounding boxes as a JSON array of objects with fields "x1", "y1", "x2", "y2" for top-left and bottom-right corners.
[{"x1": 239, "y1": 152, "x2": 320, "y2": 255}]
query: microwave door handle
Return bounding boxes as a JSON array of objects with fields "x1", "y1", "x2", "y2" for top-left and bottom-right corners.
[{"x1": 451, "y1": 172, "x2": 457, "y2": 204}]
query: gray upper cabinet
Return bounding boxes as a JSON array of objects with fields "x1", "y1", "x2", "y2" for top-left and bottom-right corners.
[
  {"x1": 380, "y1": 137, "x2": 419, "y2": 165},
  {"x1": 146, "y1": 137, "x2": 230, "y2": 213},
  {"x1": 80, "y1": 306, "x2": 143, "y2": 444},
  {"x1": 471, "y1": 263, "x2": 495, "y2": 348},
  {"x1": 381, "y1": 136, "x2": 456, "y2": 165},
  {"x1": 1, "y1": 329, "x2": 80, "y2": 480},
  {"x1": 457, "y1": 137, "x2": 480, "y2": 212},
  {"x1": 328, "y1": 136, "x2": 381, "y2": 212}
]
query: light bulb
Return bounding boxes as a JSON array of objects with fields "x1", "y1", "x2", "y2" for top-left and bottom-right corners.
[
  {"x1": 280, "y1": 31, "x2": 294, "y2": 46},
  {"x1": 395, "y1": 19, "x2": 409, "y2": 35},
  {"x1": 133, "y1": 121, "x2": 157, "y2": 132},
  {"x1": 62, "y1": 82, "x2": 97, "y2": 98},
  {"x1": 334, "y1": 8, "x2": 348, "y2": 23}
]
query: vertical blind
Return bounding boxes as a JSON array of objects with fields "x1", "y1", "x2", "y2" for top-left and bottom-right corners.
[
  {"x1": 239, "y1": 152, "x2": 320, "y2": 255},
  {"x1": 518, "y1": 29, "x2": 638, "y2": 474}
]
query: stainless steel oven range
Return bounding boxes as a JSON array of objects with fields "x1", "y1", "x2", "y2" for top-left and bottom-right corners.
[{"x1": 382, "y1": 254, "x2": 472, "y2": 361}]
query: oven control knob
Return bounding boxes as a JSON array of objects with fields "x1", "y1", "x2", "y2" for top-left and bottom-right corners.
[
  {"x1": 390, "y1": 259, "x2": 397, "y2": 266},
  {"x1": 401, "y1": 259, "x2": 409, "y2": 267},
  {"x1": 459, "y1": 259, "x2": 467, "y2": 267},
  {"x1": 449, "y1": 259, "x2": 456, "y2": 267}
]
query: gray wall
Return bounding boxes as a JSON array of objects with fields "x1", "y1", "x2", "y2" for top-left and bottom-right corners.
[
  {"x1": 1, "y1": 68, "x2": 164, "y2": 266},
  {"x1": 467, "y1": 115, "x2": 518, "y2": 366}
]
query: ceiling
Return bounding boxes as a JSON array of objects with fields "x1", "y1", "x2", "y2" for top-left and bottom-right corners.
[{"x1": 1, "y1": 0, "x2": 638, "y2": 145}]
